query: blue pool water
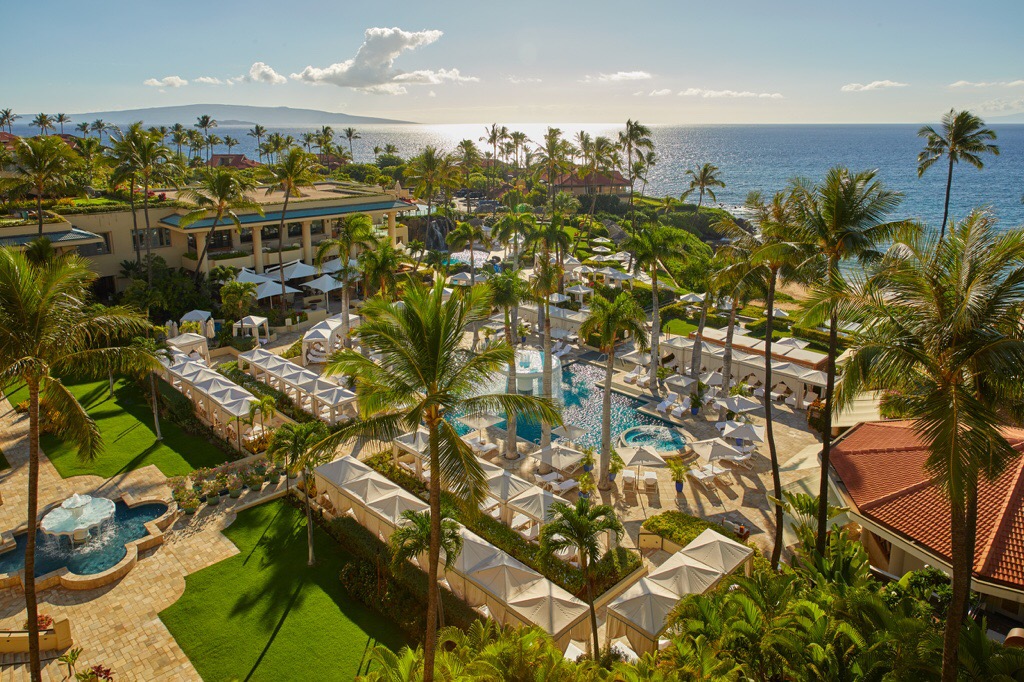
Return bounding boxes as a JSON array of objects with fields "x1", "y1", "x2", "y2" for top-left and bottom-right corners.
[
  {"x1": 0, "y1": 501, "x2": 167, "y2": 577},
  {"x1": 619, "y1": 425, "x2": 688, "y2": 452},
  {"x1": 453, "y1": 362, "x2": 671, "y2": 450}
]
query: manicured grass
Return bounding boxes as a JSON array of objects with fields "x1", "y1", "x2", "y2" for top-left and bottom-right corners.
[
  {"x1": 160, "y1": 501, "x2": 406, "y2": 681},
  {"x1": 663, "y1": 319, "x2": 699, "y2": 337},
  {"x1": 4, "y1": 378, "x2": 228, "y2": 478}
]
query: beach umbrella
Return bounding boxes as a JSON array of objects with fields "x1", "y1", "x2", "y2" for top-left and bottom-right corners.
[
  {"x1": 254, "y1": 280, "x2": 300, "y2": 300},
  {"x1": 621, "y1": 350, "x2": 650, "y2": 367},
  {"x1": 700, "y1": 371, "x2": 723, "y2": 387},
  {"x1": 592, "y1": 236, "x2": 612, "y2": 244},
  {"x1": 722, "y1": 422, "x2": 764, "y2": 444},
  {"x1": 714, "y1": 395, "x2": 761, "y2": 414},
  {"x1": 204, "y1": 318, "x2": 216, "y2": 338},
  {"x1": 458, "y1": 412, "x2": 503, "y2": 440},
  {"x1": 689, "y1": 438, "x2": 743, "y2": 473},
  {"x1": 553, "y1": 424, "x2": 587, "y2": 442},
  {"x1": 306, "y1": 274, "x2": 344, "y2": 294},
  {"x1": 680, "y1": 293, "x2": 705, "y2": 304},
  {"x1": 619, "y1": 446, "x2": 666, "y2": 495},
  {"x1": 764, "y1": 307, "x2": 790, "y2": 318},
  {"x1": 666, "y1": 374, "x2": 696, "y2": 392},
  {"x1": 531, "y1": 445, "x2": 584, "y2": 472}
]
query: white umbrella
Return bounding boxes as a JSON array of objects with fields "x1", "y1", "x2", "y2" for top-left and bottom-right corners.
[
  {"x1": 621, "y1": 350, "x2": 650, "y2": 367},
  {"x1": 700, "y1": 372, "x2": 723, "y2": 387},
  {"x1": 666, "y1": 374, "x2": 696, "y2": 391},
  {"x1": 577, "y1": 265, "x2": 595, "y2": 275},
  {"x1": 592, "y1": 236, "x2": 612, "y2": 244},
  {"x1": 591, "y1": 245, "x2": 612, "y2": 253},
  {"x1": 566, "y1": 284, "x2": 592, "y2": 297},
  {"x1": 168, "y1": 320, "x2": 179, "y2": 337},
  {"x1": 236, "y1": 269, "x2": 274, "y2": 285},
  {"x1": 689, "y1": 438, "x2": 744, "y2": 473},
  {"x1": 714, "y1": 395, "x2": 761, "y2": 414},
  {"x1": 597, "y1": 267, "x2": 619, "y2": 276},
  {"x1": 306, "y1": 274, "x2": 344, "y2": 294},
  {"x1": 619, "y1": 446, "x2": 666, "y2": 493},
  {"x1": 204, "y1": 318, "x2": 216, "y2": 338},
  {"x1": 255, "y1": 280, "x2": 300, "y2": 300},
  {"x1": 269, "y1": 260, "x2": 318, "y2": 281},
  {"x1": 530, "y1": 445, "x2": 584, "y2": 472},
  {"x1": 553, "y1": 424, "x2": 587, "y2": 441},
  {"x1": 722, "y1": 422, "x2": 764, "y2": 444},
  {"x1": 458, "y1": 412, "x2": 503, "y2": 440}
]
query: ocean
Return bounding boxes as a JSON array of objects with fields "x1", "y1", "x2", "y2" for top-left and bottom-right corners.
[{"x1": 12, "y1": 122, "x2": 1024, "y2": 228}]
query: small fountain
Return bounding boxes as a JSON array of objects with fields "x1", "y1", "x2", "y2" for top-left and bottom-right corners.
[
  {"x1": 498, "y1": 348, "x2": 563, "y2": 397},
  {"x1": 40, "y1": 493, "x2": 116, "y2": 544}
]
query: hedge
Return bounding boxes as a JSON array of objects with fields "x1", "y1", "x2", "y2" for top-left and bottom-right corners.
[
  {"x1": 218, "y1": 361, "x2": 315, "y2": 423},
  {"x1": 642, "y1": 511, "x2": 770, "y2": 574},
  {"x1": 745, "y1": 316, "x2": 792, "y2": 335}
]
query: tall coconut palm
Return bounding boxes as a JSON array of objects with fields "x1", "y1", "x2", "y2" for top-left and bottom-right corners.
[
  {"x1": 623, "y1": 225, "x2": 688, "y2": 388},
  {"x1": 73, "y1": 137, "x2": 106, "y2": 186},
  {"x1": 792, "y1": 167, "x2": 902, "y2": 554},
  {"x1": 407, "y1": 239, "x2": 426, "y2": 272},
  {"x1": 247, "y1": 394, "x2": 276, "y2": 434},
  {"x1": 710, "y1": 221, "x2": 759, "y2": 413},
  {"x1": 194, "y1": 114, "x2": 217, "y2": 160},
  {"x1": 205, "y1": 134, "x2": 223, "y2": 158},
  {"x1": 0, "y1": 250, "x2": 153, "y2": 682},
  {"x1": 178, "y1": 168, "x2": 263, "y2": 283},
  {"x1": 359, "y1": 240, "x2": 402, "y2": 300},
  {"x1": 573, "y1": 135, "x2": 616, "y2": 254},
  {"x1": 490, "y1": 268, "x2": 531, "y2": 458},
  {"x1": 54, "y1": 113, "x2": 70, "y2": 135},
  {"x1": 259, "y1": 147, "x2": 323, "y2": 310},
  {"x1": 131, "y1": 336, "x2": 170, "y2": 441},
  {"x1": 109, "y1": 124, "x2": 146, "y2": 264},
  {"x1": 389, "y1": 509, "x2": 463, "y2": 628},
  {"x1": 406, "y1": 146, "x2": 447, "y2": 232},
  {"x1": 316, "y1": 281, "x2": 561, "y2": 681},
  {"x1": 540, "y1": 499, "x2": 623, "y2": 655},
  {"x1": 580, "y1": 292, "x2": 649, "y2": 489},
  {"x1": 535, "y1": 127, "x2": 571, "y2": 213},
  {"x1": 446, "y1": 221, "x2": 487, "y2": 287},
  {"x1": 617, "y1": 119, "x2": 653, "y2": 230},
  {"x1": 30, "y1": 113, "x2": 53, "y2": 136},
  {"x1": 224, "y1": 135, "x2": 239, "y2": 154},
  {"x1": 315, "y1": 213, "x2": 376, "y2": 345},
  {"x1": 0, "y1": 136, "x2": 79, "y2": 236},
  {"x1": 455, "y1": 139, "x2": 481, "y2": 213},
  {"x1": 917, "y1": 109, "x2": 999, "y2": 240},
  {"x1": 248, "y1": 124, "x2": 266, "y2": 163},
  {"x1": 528, "y1": 241, "x2": 567, "y2": 448},
  {"x1": 681, "y1": 163, "x2": 726, "y2": 214},
  {"x1": 299, "y1": 132, "x2": 316, "y2": 153},
  {"x1": 0, "y1": 108, "x2": 18, "y2": 134},
  {"x1": 480, "y1": 124, "x2": 507, "y2": 188},
  {"x1": 342, "y1": 127, "x2": 360, "y2": 158},
  {"x1": 835, "y1": 213, "x2": 1024, "y2": 682},
  {"x1": 132, "y1": 129, "x2": 173, "y2": 285},
  {"x1": 73, "y1": 121, "x2": 90, "y2": 138},
  {"x1": 90, "y1": 119, "x2": 106, "y2": 143},
  {"x1": 266, "y1": 421, "x2": 329, "y2": 565},
  {"x1": 492, "y1": 205, "x2": 535, "y2": 267}
]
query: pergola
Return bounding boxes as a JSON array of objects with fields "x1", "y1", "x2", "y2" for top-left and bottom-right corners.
[
  {"x1": 237, "y1": 348, "x2": 356, "y2": 424},
  {"x1": 166, "y1": 332, "x2": 210, "y2": 364},
  {"x1": 164, "y1": 356, "x2": 258, "y2": 450},
  {"x1": 232, "y1": 315, "x2": 270, "y2": 345}
]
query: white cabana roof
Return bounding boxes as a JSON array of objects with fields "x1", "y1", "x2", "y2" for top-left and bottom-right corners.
[
  {"x1": 269, "y1": 260, "x2": 318, "y2": 281},
  {"x1": 680, "y1": 529, "x2": 755, "y2": 575},
  {"x1": 166, "y1": 333, "x2": 208, "y2": 354},
  {"x1": 236, "y1": 269, "x2": 274, "y2": 285},
  {"x1": 680, "y1": 293, "x2": 705, "y2": 304},
  {"x1": 606, "y1": 577, "x2": 680, "y2": 639},
  {"x1": 453, "y1": 527, "x2": 504, "y2": 574},
  {"x1": 508, "y1": 486, "x2": 568, "y2": 522},
  {"x1": 505, "y1": 580, "x2": 589, "y2": 637},
  {"x1": 647, "y1": 553, "x2": 724, "y2": 596},
  {"x1": 547, "y1": 293, "x2": 570, "y2": 304},
  {"x1": 486, "y1": 473, "x2": 535, "y2": 501},
  {"x1": 466, "y1": 553, "x2": 541, "y2": 601},
  {"x1": 448, "y1": 272, "x2": 474, "y2": 286},
  {"x1": 346, "y1": 475, "x2": 404, "y2": 502},
  {"x1": 365, "y1": 489, "x2": 429, "y2": 525},
  {"x1": 255, "y1": 280, "x2": 301, "y2": 299},
  {"x1": 316, "y1": 456, "x2": 375, "y2": 487},
  {"x1": 180, "y1": 309, "x2": 212, "y2": 323},
  {"x1": 566, "y1": 284, "x2": 593, "y2": 295},
  {"x1": 238, "y1": 315, "x2": 268, "y2": 328}
]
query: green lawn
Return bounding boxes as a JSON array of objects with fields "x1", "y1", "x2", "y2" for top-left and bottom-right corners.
[
  {"x1": 663, "y1": 319, "x2": 698, "y2": 336},
  {"x1": 4, "y1": 378, "x2": 228, "y2": 478},
  {"x1": 160, "y1": 501, "x2": 406, "y2": 681}
]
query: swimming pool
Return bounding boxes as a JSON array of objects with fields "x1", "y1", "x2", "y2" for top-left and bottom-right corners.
[
  {"x1": 453, "y1": 362, "x2": 671, "y2": 450},
  {"x1": 618, "y1": 425, "x2": 688, "y2": 452},
  {"x1": 0, "y1": 501, "x2": 167, "y2": 577}
]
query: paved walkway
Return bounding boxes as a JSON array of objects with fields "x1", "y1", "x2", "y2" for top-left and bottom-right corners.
[{"x1": 0, "y1": 397, "x2": 283, "y2": 681}]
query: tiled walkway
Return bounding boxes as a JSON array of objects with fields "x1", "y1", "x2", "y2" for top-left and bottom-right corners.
[{"x1": 0, "y1": 397, "x2": 282, "y2": 681}]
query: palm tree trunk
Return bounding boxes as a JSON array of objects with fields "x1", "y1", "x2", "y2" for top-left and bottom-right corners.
[
  {"x1": 34, "y1": 192, "x2": 44, "y2": 236},
  {"x1": 942, "y1": 489, "x2": 971, "y2": 682},
  {"x1": 689, "y1": 297, "x2": 710, "y2": 378},
  {"x1": 25, "y1": 379, "x2": 42, "y2": 682},
  {"x1": 648, "y1": 270, "x2": 661, "y2": 388},
  {"x1": 599, "y1": 349, "x2": 614, "y2": 490},
  {"x1": 277, "y1": 193, "x2": 291, "y2": 315},
  {"x1": 816, "y1": 310, "x2": 840, "y2": 554},
  {"x1": 304, "y1": 468, "x2": 316, "y2": 566},
  {"x1": 192, "y1": 215, "x2": 221, "y2": 284},
  {"x1": 940, "y1": 154, "x2": 954, "y2": 241},
  {"x1": 541, "y1": 300, "x2": 553, "y2": 448},
  {"x1": 128, "y1": 183, "x2": 141, "y2": 265},
  {"x1": 718, "y1": 299, "x2": 739, "y2": 421},
  {"x1": 763, "y1": 276, "x2": 784, "y2": 570},
  {"x1": 584, "y1": 556, "x2": 600, "y2": 655},
  {"x1": 150, "y1": 372, "x2": 162, "y2": 441},
  {"x1": 341, "y1": 270, "x2": 351, "y2": 348},
  {"x1": 423, "y1": 419, "x2": 442, "y2": 682},
  {"x1": 143, "y1": 180, "x2": 153, "y2": 286},
  {"x1": 504, "y1": 309, "x2": 518, "y2": 460}
]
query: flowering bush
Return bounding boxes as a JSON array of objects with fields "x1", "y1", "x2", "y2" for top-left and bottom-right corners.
[{"x1": 23, "y1": 613, "x2": 54, "y2": 630}]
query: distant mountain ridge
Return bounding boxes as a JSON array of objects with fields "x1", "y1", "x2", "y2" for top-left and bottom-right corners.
[{"x1": 69, "y1": 104, "x2": 413, "y2": 126}]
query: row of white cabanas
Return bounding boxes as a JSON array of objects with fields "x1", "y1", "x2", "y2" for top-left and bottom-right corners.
[
  {"x1": 237, "y1": 347, "x2": 356, "y2": 425},
  {"x1": 314, "y1": 455, "x2": 593, "y2": 650},
  {"x1": 301, "y1": 314, "x2": 361, "y2": 365},
  {"x1": 605, "y1": 529, "x2": 754, "y2": 655},
  {"x1": 162, "y1": 352, "x2": 259, "y2": 451}
]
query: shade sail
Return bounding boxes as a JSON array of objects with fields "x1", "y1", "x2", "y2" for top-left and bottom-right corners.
[
  {"x1": 647, "y1": 553, "x2": 723, "y2": 596},
  {"x1": 680, "y1": 529, "x2": 754, "y2": 575},
  {"x1": 255, "y1": 280, "x2": 300, "y2": 299},
  {"x1": 180, "y1": 309, "x2": 212, "y2": 323},
  {"x1": 306, "y1": 274, "x2": 344, "y2": 293},
  {"x1": 269, "y1": 260, "x2": 318, "y2": 280},
  {"x1": 236, "y1": 269, "x2": 274, "y2": 285}
]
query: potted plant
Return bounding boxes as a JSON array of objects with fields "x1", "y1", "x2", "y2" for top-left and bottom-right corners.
[
  {"x1": 203, "y1": 481, "x2": 221, "y2": 506},
  {"x1": 578, "y1": 471, "x2": 595, "y2": 500},
  {"x1": 656, "y1": 366, "x2": 672, "y2": 390},
  {"x1": 608, "y1": 449, "x2": 623, "y2": 482},
  {"x1": 690, "y1": 381, "x2": 709, "y2": 416},
  {"x1": 245, "y1": 468, "x2": 265, "y2": 492},
  {"x1": 581, "y1": 447, "x2": 595, "y2": 473},
  {"x1": 668, "y1": 460, "x2": 688, "y2": 494},
  {"x1": 189, "y1": 467, "x2": 210, "y2": 493},
  {"x1": 266, "y1": 465, "x2": 282, "y2": 485},
  {"x1": 178, "y1": 490, "x2": 201, "y2": 515},
  {"x1": 227, "y1": 473, "x2": 244, "y2": 499},
  {"x1": 518, "y1": 321, "x2": 530, "y2": 345}
]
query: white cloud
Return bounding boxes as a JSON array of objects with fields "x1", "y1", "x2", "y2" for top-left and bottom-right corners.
[
  {"x1": 290, "y1": 27, "x2": 473, "y2": 95},
  {"x1": 143, "y1": 75, "x2": 187, "y2": 88},
  {"x1": 678, "y1": 88, "x2": 783, "y2": 99},
  {"x1": 649, "y1": 88, "x2": 673, "y2": 97},
  {"x1": 428, "y1": 90, "x2": 437, "y2": 98},
  {"x1": 949, "y1": 79, "x2": 1024, "y2": 88},
  {"x1": 194, "y1": 76, "x2": 223, "y2": 85},
  {"x1": 507, "y1": 75, "x2": 542, "y2": 84},
  {"x1": 582, "y1": 71, "x2": 652, "y2": 83},
  {"x1": 840, "y1": 80, "x2": 908, "y2": 92},
  {"x1": 248, "y1": 62, "x2": 287, "y2": 85},
  {"x1": 975, "y1": 97, "x2": 1024, "y2": 114}
]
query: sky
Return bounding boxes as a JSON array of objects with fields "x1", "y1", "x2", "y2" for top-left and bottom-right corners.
[{"x1": 4, "y1": 0, "x2": 1024, "y2": 124}]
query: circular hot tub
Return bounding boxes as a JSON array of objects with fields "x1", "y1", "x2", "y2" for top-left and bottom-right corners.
[{"x1": 618, "y1": 424, "x2": 687, "y2": 453}]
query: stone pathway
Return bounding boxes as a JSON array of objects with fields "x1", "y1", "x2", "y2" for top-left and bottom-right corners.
[{"x1": 0, "y1": 397, "x2": 283, "y2": 681}]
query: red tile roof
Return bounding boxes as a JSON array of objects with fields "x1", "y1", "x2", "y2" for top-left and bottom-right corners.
[
  {"x1": 207, "y1": 154, "x2": 259, "y2": 169},
  {"x1": 544, "y1": 169, "x2": 629, "y2": 189},
  {"x1": 832, "y1": 420, "x2": 1024, "y2": 590}
]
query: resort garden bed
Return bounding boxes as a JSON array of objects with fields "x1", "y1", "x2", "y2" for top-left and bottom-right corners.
[
  {"x1": 160, "y1": 500, "x2": 408, "y2": 682},
  {"x1": 218, "y1": 361, "x2": 317, "y2": 424},
  {"x1": 365, "y1": 452, "x2": 643, "y2": 599}
]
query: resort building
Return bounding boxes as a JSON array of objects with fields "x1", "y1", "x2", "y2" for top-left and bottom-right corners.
[
  {"x1": 830, "y1": 420, "x2": 1024, "y2": 618},
  {"x1": 545, "y1": 169, "x2": 631, "y2": 197},
  {"x1": 0, "y1": 181, "x2": 415, "y2": 294},
  {"x1": 206, "y1": 153, "x2": 260, "y2": 169}
]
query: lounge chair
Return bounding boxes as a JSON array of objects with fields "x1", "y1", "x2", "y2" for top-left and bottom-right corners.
[
  {"x1": 656, "y1": 392, "x2": 679, "y2": 414},
  {"x1": 722, "y1": 451, "x2": 754, "y2": 469},
  {"x1": 551, "y1": 478, "x2": 579, "y2": 494},
  {"x1": 623, "y1": 367, "x2": 641, "y2": 384},
  {"x1": 670, "y1": 396, "x2": 692, "y2": 418},
  {"x1": 555, "y1": 344, "x2": 573, "y2": 359},
  {"x1": 771, "y1": 389, "x2": 788, "y2": 403},
  {"x1": 752, "y1": 387, "x2": 765, "y2": 398},
  {"x1": 637, "y1": 373, "x2": 652, "y2": 389},
  {"x1": 686, "y1": 464, "x2": 720, "y2": 491},
  {"x1": 621, "y1": 469, "x2": 637, "y2": 490},
  {"x1": 643, "y1": 471, "x2": 659, "y2": 489},
  {"x1": 535, "y1": 471, "x2": 562, "y2": 487}
]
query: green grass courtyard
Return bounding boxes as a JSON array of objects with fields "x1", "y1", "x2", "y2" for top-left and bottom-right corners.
[
  {"x1": 4, "y1": 378, "x2": 229, "y2": 478},
  {"x1": 160, "y1": 501, "x2": 407, "y2": 681}
]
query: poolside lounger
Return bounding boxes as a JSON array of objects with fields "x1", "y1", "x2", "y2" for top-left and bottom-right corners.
[
  {"x1": 511, "y1": 513, "x2": 532, "y2": 530},
  {"x1": 643, "y1": 471, "x2": 659, "y2": 489},
  {"x1": 621, "y1": 469, "x2": 637, "y2": 490},
  {"x1": 637, "y1": 374, "x2": 652, "y2": 389},
  {"x1": 671, "y1": 397, "x2": 692, "y2": 418},
  {"x1": 752, "y1": 387, "x2": 765, "y2": 398},
  {"x1": 656, "y1": 392, "x2": 679, "y2": 414},
  {"x1": 687, "y1": 464, "x2": 720, "y2": 490},
  {"x1": 623, "y1": 367, "x2": 641, "y2": 384},
  {"x1": 722, "y1": 451, "x2": 754, "y2": 469},
  {"x1": 771, "y1": 390, "x2": 787, "y2": 402},
  {"x1": 555, "y1": 345, "x2": 573, "y2": 359},
  {"x1": 551, "y1": 478, "x2": 579, "y2": 494},
  {"x1": 535, "y1": 471, "x2": 562, "y2": 486}
]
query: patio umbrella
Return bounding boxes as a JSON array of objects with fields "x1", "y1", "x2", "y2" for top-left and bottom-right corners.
[
  {"x1": 592, "y1": 245, "x2": 611, "y2": 253},
  {"x1": 255, "y1": 280, "x2": 300, "y2": 300},
  {"x1": 621, "y1": 350, "x2": 651, "y2": 367},
  {"x1": 204, "y1": 318, "x2": 216, "y2": 338},
  {"x1": 458, "y1": 412, "x2": 503, "y2": 440},
  {"x1": 553, "y1": 424, "x2": 587, "y2": 442},
  {"x1": 689, "y1": 438, "x2": 743, "y2": 474},
  {"x1": 680, "y1": 293, "x2": 705, "y2": 304},
  {"x1": 236, "y1": 269, "x2": 274, "y2": 285},
  {"x1": 666, "y1": 374, "x2": 696, "y2": 391},
  {"x1": 722, "y1": 422, "x2": 764, "y2": 444},
  {"x1": 700, "y1": 371, "x2": 723, "y2": 387},
  {"x1": 306, "y1": 274, "x2": 344, "y2": 294},
  {"x1": 531, "y1": 445, "x2": 584, "y2": 472},
  {"x1": 269, "y1": 260, "x2": 318, "y2": 281},
  {"x1": 714, "y1": 395, "x2": 761, "y2": 414},
  {"x1": 592, "y1": 236, "x2": 612, "y2": 243},
  {"x1": 764, "y1": 307, "x2": 790, "y2": 318},
  {"x1": 619, "y1": 446, "x2": 666, "y2": 492}
]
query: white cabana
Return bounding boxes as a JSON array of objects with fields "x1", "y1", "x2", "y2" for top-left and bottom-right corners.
[
  {"x1": 680, "y1": 529, "x2": 755, "y2": 576},
  {"x1": 547, "y1": 293, "x2": 570, "y2": 304},
  {"x1": 508, "y1": 486, "x2": 568, "y2": 524},
  {"x1": 268, "y1": 260, "x2": 318, "y2": 281},
  {"x1": 566, "y1": 284, "x2": 593, "y2": 301},
  {"x1": 302, "y1": 316, "x2": 349, "y2": 364},
  {"x1": 448, "y1": 272, "x2": 474, "y2": 286},
  {"x1": 232, "y1": 315, "x2": 270, "y2": 344},
  {"x1": 166, "y1": 332, "x2": 210, "y2": 364},
  {"x1": 237, "y1": 347, "x2": 355, "y2": 424},
  {"x1": 592, "y1": 236, "x2": 612, "y2": 244},
  {"x1": 774, "y1": 337, "x2": 810, "y2": 350},
  {"x1": 680, "y1": 293, "x2": 705, "y2": 304},
  {"x1": 591, "y1": 245, "x2": 611, "y2": 253},
  {"x1": 180, "y1": 309, "x2": 211, "y2": 327},
  {"x1": 255, "y1": 280, "x2": 301, "y2": 300},
  {"x1": 163, "y1": 356, "x2": 258, "y2": 450},
  {"x1": 605, "y1": 578, "x2": 680, "y2": 656},
  {"x1": 504, "y1": 580, "x2": 590, "y2": 647},
  {"x1": 647, "y1": 553, "x2": 724, "y2": 597}
]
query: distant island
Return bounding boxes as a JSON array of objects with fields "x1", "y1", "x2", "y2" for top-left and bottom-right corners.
[{"x1": 68, "y1": 104, "x2": 414, "y2": 126}]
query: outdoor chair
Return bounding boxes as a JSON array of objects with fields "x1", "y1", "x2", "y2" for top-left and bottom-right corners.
[
  {"x1": 637, "y1": 374, "x2": 652, "y2": 389},
  {"x1": 722, "y1": 451, "x2": 754, "y2": 469},
  {"x1": 670, "y1": 397, "x2": 692, "y2": 419},
  {"x1": 535, "y1": 471, "x2": 562, "y2": 487},
  {"x1": 686, "y1": 464, "x2": 720, "y2": 491},
  {"x1": 623, "y1": 367, "x2": 641, "y2": 384},
  {"x1": 551, "y1": 478, "x2": 580, "y2": 494},
  {"x1": 621, "y1": 469, "x2": 637, "y2": 490},
  {"x1": 643, "y1": 471, "x2": 659, "y2": 489},
  {"x1": 752, "y1": 387, "x2": 766, "y2": 398},
  {"x1": 656, "y1": 392, "x2": 679, "y2": 414}
]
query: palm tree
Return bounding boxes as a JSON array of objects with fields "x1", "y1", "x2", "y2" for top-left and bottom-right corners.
[
  {"x1": 248, "y1": 124, "x2": 266, "y2": 163},
  {"x1": 170, "y1": 130, "x2": 187, "y2": 159},
  {"x1": 0, "y1": 108, "x2": 17, "y2": 134},
  {"x1": 131, "y1": 336, "x2": 169, "y2": 441},
  {"x1": 792, "y1": 167, "x2": 903, "y2": 553},
  {"x1": 109, "y1": 123, "x2": 147, "y2": 265},
  {"x1": 573, "y1": 135, "x2": 616, "y2": 253},
  {"x1": 0, "y1": 250, "x2": 153, "y2": 682},
  {"x1": 623, "y1": 225, "x2": 687, "y2": 387},
  {"x1": 455, "y1": 139, "x2": 481, "y2": 213},
  {"x1": 259, "y1": 147, "x2": 324, "y2": 310},
  {"x1": 617, "y1": 119, "x2": 653, "y2": 230},
  {"x1": 247, "y1": 394, "x2": 276, "y2": 434},
  {"x1": 54, "y1": 113, "x2": 70, "y2": 135},
  {"x1": 132, "y1": 129, "x2": 173, "y2": 284},
  {"x1": 342, "y1": 127, "x2": 360, "y2": 158},
  {"x1": 224, "y1": 135, "x2": 239, "y2": 154},
  {"x1": 492, "y1": 206, "x2": 535, "y2": 267},
  {"x1": 90, "y1": 119, "x2": 106, "y2": 143},
  {"x1": 530, "y1": 257, "x2": 563, "y2": 448},
  {"x1": 178, "y1": 168, "x2": 263, "y2": 283},
  {"x1": 580, "y1": 292, "x2": 649, "y2": 488},
  {"x1": 358, "y1": 240, "x2": 402, "y2": 299},
  {"x1": 219, "y1": 279, "x2": 258, "y2": 320},
  {"x1": 194, "y1": 115, "x2": 217, "y2": 160},
  {"x1": 266, "y1": 421, "x2": 329, "y2": 565},
  {"x1": 74, "y1": 137, "x2": 106, "y2": 186},
  {"x1": 480, "y1": 124, "x2": 507, "y2": 188},
  {"x1": 406, "y1": 146, "x2": 447, "y2": 230},
  {"x1": 681, "y1": 163, "x2": 726, "y2": 214},
  {"x1": 540, "y1": 498, "x2": 623, "y2": 655},
  {"x1": 383, "y1": 143, "x2": 398, "y2": 156},
  {"x1": 836, "y1": 213, "x2": 1024, "y2": 682},
  {"x1": 917, "y1": 109, "x2": 999, "y2": 240},
  {"x1": 389, "y1": 509, "x2": 463, "y2": 628},
  {"x1": 315, "y1": 213, "x2": 376, "y2": 345},
  {"x1": 407, "y1": 239, "x2": 426, "y2": 271},
  {"x1": 205, "y1": 134, "x2": 223, "y2": 158},
  {"x1": 0, "y1": 137, "x2": 79, "y2": 236},
  {"x1": 30, "y1": 113, "x2": 53, "y2": 136},
  {"x1": 299, "y1": 132, "x2": 316, "y2": 153},
  {"x1": 316, "y1": 126, "x2": 335, "y2": 165},
  {"x1": 316, "y1": 281, "x2": 560, "y2": 681},
  {"x1": 372, "y1": 145, "x2": 382, "y2": 161},
  {"x1": 445, "y1": 221, "x2": 487, "y2": 286},
  {"x1": 710, "y1": 224, "x2": 757, "y2": 414},
  {"x1": 489, "y1": 268, "x2": 531, "y2": 458},
  {"x1": 535, "y1": 127, "x2": 571, "y2": 213}
]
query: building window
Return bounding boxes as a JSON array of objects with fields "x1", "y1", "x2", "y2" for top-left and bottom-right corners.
[
  {"x1": 310, "y1": 220, "x2": 325, "y2": 236},
  {"x1": 240, "y1": 228, "x2": 252, "y2": 244},
  {"x1": 287, "y1": 222, "x2": 303, "y2": 238},
  {"x1": 77, "y1": 240, "x2": 109, "y2": 257},
  {"x1": 208, "y1": 231, "x2": 233, "y2": 250},
  {"x1": 133, "y1": 227, "x2": 172, "y2": 249},
  {"x1": 263, "y1": 225, "x2": 279, "y2": 240}
]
